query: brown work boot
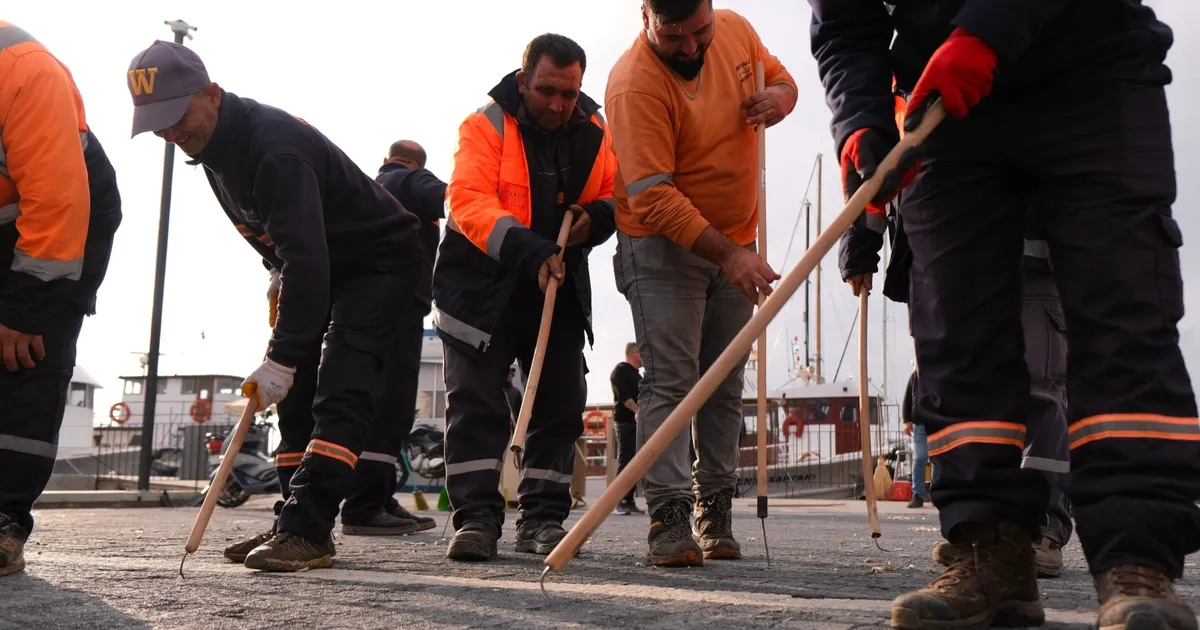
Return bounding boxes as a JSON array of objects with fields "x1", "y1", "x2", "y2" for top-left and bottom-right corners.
[
  {"x1": 892, "y1": 521, "x2": 1044, "y2": 629},
  {"x1": 693, "y1": 489, "x2": 741, "y2": 560},
  {"x1": 243, "y1": 532, "x2": 335, "y2": 572},
  {"x1": 647, "y1": 500, "x2": 703, "y2": 567},
  {"x1": 0, "y1": 517, "x2": 28, "y2": 578},
  {"x1": 1094, "y1": 565, "x2": 1198, "y2": 630},
  {"x1": 1032, "y1": 535, "x2": 1063, "y2": 579}
]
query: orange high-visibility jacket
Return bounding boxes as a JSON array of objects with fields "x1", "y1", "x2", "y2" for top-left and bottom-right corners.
[
  {"x1": 434, "y1": 72, "x2": 617, "y2": 356},
  {"x1": 0, "y1": 21, "x2": 91, "y2": 334}
]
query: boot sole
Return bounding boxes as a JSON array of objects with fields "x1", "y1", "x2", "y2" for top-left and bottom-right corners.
[
  {"x1": 446, "y1": 542, "x2": 497, "y2": 562},
  {"x1": 703, "y1": 546, "x2": 743, "y2": 560},
  {"x1": 648, "y1": 549, "x2": 703, "y2": 568},
  {"x1": 1101, "y1": 611, "x2": 1198, "y2": 630},
  {"x1": 1035, "y1": 565, "x2": 1062, "y2": 579},
  {"x1": 0, "y1": 557, "x2": 25, "y2": 577},
  {"x1": 243, "y1": 553, "x2": 333, "y2": 572},
  {"x1": 341, "y1": 522, "x2": 424, "y2": 536},
  {"x1": 891, "y1": 600, "x2": 1044, "y2": 629},
  {"x1": 412, "y1": 520, "x2": 437, "y2": 532}
]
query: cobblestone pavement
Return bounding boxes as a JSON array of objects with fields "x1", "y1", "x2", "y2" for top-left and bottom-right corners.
[{"x1": 6, "y1": 494, "x2": 1199, "y2": 629}]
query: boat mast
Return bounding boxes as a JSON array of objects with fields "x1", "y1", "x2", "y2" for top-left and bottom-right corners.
[{"x1": 815, "y1": 154, "x2": 823, "y2": 383}]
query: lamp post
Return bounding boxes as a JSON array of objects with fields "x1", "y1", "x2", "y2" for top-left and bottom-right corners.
[{"x1": 136, "y1": 19, "x2": 197, "y2": 491}]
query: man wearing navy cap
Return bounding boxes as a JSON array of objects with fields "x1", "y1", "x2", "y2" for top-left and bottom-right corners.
[{"x1": 126, "y1": 40, "x2": 425, "y2": 572}]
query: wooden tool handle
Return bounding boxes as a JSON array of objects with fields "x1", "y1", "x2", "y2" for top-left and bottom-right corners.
[
  {"x1": 542, "y1": 100, "x2": 946, "y2": 574},
  {"x1": 754, "y1": 61, "x2": 769, "y2": 512},
  {"x1": 857, "y1": 290, "x2": 881, "y2": 536},
  {"x1": 509, "y1": 211, "x2": 575, "y2": 454},
  {"x1": 185, "y1": 397, "x2": 259, "y2": 553}
]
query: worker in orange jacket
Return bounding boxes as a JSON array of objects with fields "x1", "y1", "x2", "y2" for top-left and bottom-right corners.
[
  {"x1": 0, "y1": 20, "x2": 122, "y2": 578},
  {"x1": 434, "y1": 33, "x2": 616, "y2": 562}
]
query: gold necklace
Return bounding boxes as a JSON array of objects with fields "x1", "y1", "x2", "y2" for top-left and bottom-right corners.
[{"x1": 671, "y1": 68, "x2": 703, "y2": 100}]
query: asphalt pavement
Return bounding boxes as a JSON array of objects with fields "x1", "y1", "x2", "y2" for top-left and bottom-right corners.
[{"x1": 6, "y1": 493, "x2": 1200, "y2": 629}]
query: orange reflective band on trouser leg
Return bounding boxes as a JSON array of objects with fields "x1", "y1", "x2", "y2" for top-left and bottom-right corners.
[
  {"x1": 927, "y1": 421, "x2": 1026, "y2": 457},
  {"x1": 1068, "y1": 414, "x2": 1200, "y2": 451},
  {"x1": 305, "y1": 439, "x2": 358, "y2": 469},
  {"x1": 275, "y1": 452, "x2": 304, "y2": 468}
]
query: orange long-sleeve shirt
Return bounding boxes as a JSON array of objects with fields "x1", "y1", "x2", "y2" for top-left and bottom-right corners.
[{"x1": 605, "y1": 9, "x2": 796, "y2": 249}]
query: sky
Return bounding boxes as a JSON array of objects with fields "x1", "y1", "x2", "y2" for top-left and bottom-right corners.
[{"x1": 7, "y1": 1, "x2": 1200, "y2": 421}]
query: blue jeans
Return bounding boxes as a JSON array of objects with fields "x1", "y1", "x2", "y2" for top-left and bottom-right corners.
[{"x1": 912, "y1": 424, "x2": 930, "y2": 500}]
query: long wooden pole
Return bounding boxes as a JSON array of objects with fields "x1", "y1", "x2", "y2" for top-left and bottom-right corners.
[
  {"x1": 858, "y1": 290, "x2": 881, "y2": 538},
  {"x1": 509, "y1": 212, "x2": 575, "y2": 462},
  {"x1": 181, "y1": 395, "x2": 258, "y2": 576},
  {"x1": 541, "y1": 101, "x2": 946, "y2": 579},
  {"x1": 753, "y1": 61, "x2": 771, "y2": 565}
]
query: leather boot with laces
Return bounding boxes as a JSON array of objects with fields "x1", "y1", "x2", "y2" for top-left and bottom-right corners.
[
  {"x1": 0, "y1": 515, "x2": 28, "y2": 577},
  {"x1": 1094, "y1": 565, "x2": 1198, "y2": 630},
  {"x1": 891, "y1": 521, "x2": 1043, "y2": 629},
  {"x1": 224, "y1": 500, "x2": 289, "y2": 563},
  {"x1": 243, "y1": 532, "x2": 336, "y2": 572},
  {"x1": 647, "y1": 499, "x2": 703, "y2": 567},
  {"x1": 693, "y1": 489, "x2": 741, "y2": 560}
]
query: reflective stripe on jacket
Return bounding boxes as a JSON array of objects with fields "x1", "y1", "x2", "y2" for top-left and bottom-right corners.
[{"x1": 433, "y1": 71, "x2": 617, "y2": 357}]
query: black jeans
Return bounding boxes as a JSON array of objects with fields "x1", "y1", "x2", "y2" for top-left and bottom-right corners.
[
  {"x1": 615, "y1": 421, "x2": 638, "y2": 504},
  {"x1": 273, "y1": 270, "x2": 415, "y2": 542},
  {"x1": 904, "y1": 83, "x2": 1200, "y2": 578}
]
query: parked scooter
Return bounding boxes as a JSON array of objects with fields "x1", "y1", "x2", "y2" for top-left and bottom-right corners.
[{"x1": 202, "y1": 411, "x2": 280, "y2": 508}]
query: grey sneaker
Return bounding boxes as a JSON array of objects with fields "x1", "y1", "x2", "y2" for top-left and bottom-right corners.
[
  {"x1": 694, "y1": 489, "x2": 741, "y2": 560},
  {"x1": 243, "y1": 532, "x2": 336, "y2": 572},
  {"x1": 514, "y1": 521, "x2": 569, "y2": 556},
  {"x1": 446, "y1": 521, "x2": 499, "y2": 562},
  {"x1": 647, "y1": 500, "x2": 703, "y2": 567},
  {"x1": 0, "y1": 516, "x2": 28, "y2": 578}
]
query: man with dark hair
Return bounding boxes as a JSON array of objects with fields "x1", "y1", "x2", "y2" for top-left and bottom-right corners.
[
  {"x1": 127, "y1": 40, "x2": 423, "y2": 572},
  {"x1": 435, "y1": 33, "x2": 617, "y2": 562},
  {"x1": 605, "y1": 0, "x2": 796, "y2": 568},
  {"x1": 809, "y1": 1, "x2": 1200, "y2": 627},
  {"x1": 610, "y1": 343, "x2": 645, "y2": 515}
]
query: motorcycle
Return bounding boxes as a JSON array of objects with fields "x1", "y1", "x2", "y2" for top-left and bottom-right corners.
[
  {"x1": 202, "y1": 412, "x2": 280, "y2": 508},
  {"x1": 396, "y1": 422, "x2": 445, "y2": 490}
]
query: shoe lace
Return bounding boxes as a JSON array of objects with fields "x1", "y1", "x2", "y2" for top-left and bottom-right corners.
[
  {"x1": 652, "y1": 502, "x2": 691, "y2": 537},
  {"x1": 697, "y1": 493, "x2": 733, "y2": 536},
  {"x1": 1110, "y1": 567, "x2": 1171, "y2": 599}
]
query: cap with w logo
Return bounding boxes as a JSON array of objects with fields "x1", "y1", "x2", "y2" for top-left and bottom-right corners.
[{"x1": 127, "y1": 40, "x2": 210, "y2": 138}]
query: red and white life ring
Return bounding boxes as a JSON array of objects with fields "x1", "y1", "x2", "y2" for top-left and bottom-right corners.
[
  {"x1": 190, "y1": 400, "x2": 212, "y2": 424},
  {"x1": 109, "y1": 402, "x2": 131, "y2": 425},
  {"x1": 782, "y1": 414, "x2": 805, "y2": 438},
  {"x1": 583, "y1": 410, "x2": 607, "y2": 437}
]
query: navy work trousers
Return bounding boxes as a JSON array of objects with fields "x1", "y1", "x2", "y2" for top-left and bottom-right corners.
[{"x1": 903, "y1": 83, "x2": 1200, "y2": 578}]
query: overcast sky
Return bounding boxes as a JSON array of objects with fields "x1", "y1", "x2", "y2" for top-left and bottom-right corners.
[{"x1": 7, "y1": 1, "x2": 1199, "y2": 420}]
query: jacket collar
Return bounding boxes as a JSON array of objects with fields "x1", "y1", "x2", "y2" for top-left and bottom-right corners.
[
  {"x1": 487, "y1": 70, "x2": 601, "y2": 134},
  {"x1": 186, "y1": 89, "x2": 246, "y2": 168},
  {"x1": 377, "y1": 161, "x2": 414, "y2": 177}
]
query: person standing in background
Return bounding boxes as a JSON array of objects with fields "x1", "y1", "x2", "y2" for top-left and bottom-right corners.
[{"x1": 610, "y1": 343, "x2": 645, "y2": 515}]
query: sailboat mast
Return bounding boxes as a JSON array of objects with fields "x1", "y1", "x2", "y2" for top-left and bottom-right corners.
[
  {"x1": 815, "y1": 154, "x2": 823, "y2": 382},
  {"x1": 803, "y1": 200, "x2": 811, "y2": 372}
]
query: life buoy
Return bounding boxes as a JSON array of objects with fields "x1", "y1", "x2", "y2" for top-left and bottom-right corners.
[
  {"x1": 190, "y1": 400, "x2": 212, "y2": 424},
  {"x1": 109, "y1": 402, "x2": 131, "y2": 425},
  {"x1": 782, "y1": 414, "x2": 804, "y2": 438},
  {"x1": 797, "y1": 450, "x2": 820, "y2": 462},
  {"x1": 583, "y1": 410, "x2": 606, "y2": 437}
]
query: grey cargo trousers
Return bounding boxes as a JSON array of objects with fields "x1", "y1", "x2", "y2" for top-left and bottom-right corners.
[{"x1": 613, "y1": 232, "x2": 754, "y2": 510}]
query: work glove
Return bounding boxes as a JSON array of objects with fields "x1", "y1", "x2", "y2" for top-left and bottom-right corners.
[
  {"x1": 241, "y1": 357, "x2": 295, "y2": 410},
  {"x1": 904, "y1": 27, "x2": 998, "y2": 129},
  {"x1": 267, "y1": 268, "x2": 280, "y2": 327},
  {"x1": 841, "y1": 128, "x2": 916, "y2": 218}
]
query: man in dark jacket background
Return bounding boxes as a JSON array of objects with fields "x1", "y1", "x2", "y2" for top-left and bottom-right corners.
[
  {"x1": 338, "y1": 139, "x2": 446, "y2": 536},
  {"x1": 127, "y1": 40, "x2": 424, "y2": 572},
  {"x1": 610, "y1": 343, "x2": 644, "y2": 515},
  {"x1": 435, "y1": 33, "x2": 616, "y2": 562},
  {"x1": 809, "y1": 1, "x2": 1200, "y2": 627}
]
